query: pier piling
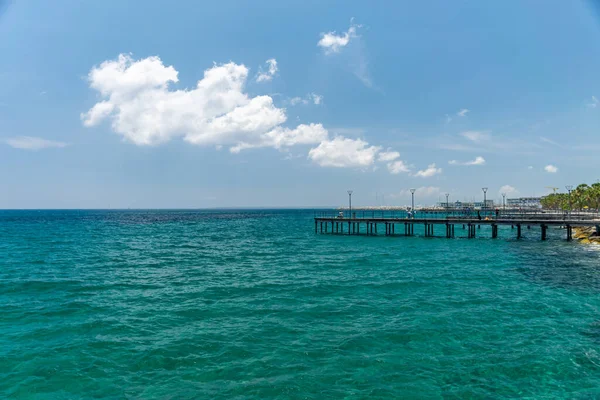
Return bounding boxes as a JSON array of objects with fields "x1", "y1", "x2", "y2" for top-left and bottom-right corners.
[{"x1": 541, "y1": 224, "x2": 547, "y2": 241}]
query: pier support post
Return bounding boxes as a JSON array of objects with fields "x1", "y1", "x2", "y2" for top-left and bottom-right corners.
[
  {"x1": 320, "y1": 221, "x2": 323, "y2": 233},
  {"x1": 492, "y1": 224, "x2": 498, "y2": 239},
  {"x1": 315, "y1": 220, "x2": 318, "y2": 234},
  {"x1": 517, "y1": 224, "x2": 521, "y2": 239},
  {"x1": 375, "y1": 223, "x2": 377, "y2": 235},
  {"x1": 567, "y1": 225, "x2": 572, "y2": 241},
  {"x1": 452, "y1": 224, "x2": 455, "y2": 237},
  {"x1": 541, "y1": 224, "x2": 547, "y2": 241},
  {"x1": 424, "y1": 223, "x2": 428, "y2": 237}
]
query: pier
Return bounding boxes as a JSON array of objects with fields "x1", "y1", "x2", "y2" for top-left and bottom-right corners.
[{"x1": 314, "y1": 210, "x2": 600, "y2": 241}]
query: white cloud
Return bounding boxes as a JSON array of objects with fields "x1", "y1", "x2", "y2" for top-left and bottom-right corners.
[
  {"x1": 414, "y1": 163, "x2": 442, "y2": 178},
  {"x1": 499, "y1": 185, "x2": 518, "y2": 195},
  {"x1": 544, "y1": 164, "x2": 558, "y2": 173},
  {"x1": 289, "y1": 97, "x2": 303, "y2": 106},
  {"x1": 5, "y1": 136, "x2": 68, "y2": 150},
  {"x1": 310, "y1": 93, "x2": 323, "y2": 105},
  {"x1": 460, "y1": 131, "x2": 490, "y2": 142},
  {"x1": 82, "y1": 101, "x2": 114, "y2": 127},
  {"x1": 308, "y1": 137, "x2": 380, "y2": 168},
  {"x1": 377, "y1": 149, "x2": 411, "y2": 174},
  {"x1": 317, "y1": 20, "x2": 373, "y2": 88},
  {"x1": 317, "y1": 22, "x2": 359, "y2": 54},
  {"x1": 387, "y1": 160, "x2": 411, "y2": 174},
  {"x1": 82, "y1": 54, "x2": 324, "y2": 152},
  {"x1": 289, "y1": 93, "x2": 323, "y2": 106},
  {"x1": 527, "y1": 165, "x2": 533, "y2": 169},
  {"x1": 230, "y1": 123, "x2": 328, "y2": 153},
  {"x1": 445, "y1": 114, "x2": 452, "y2": 124},
  {"x1": 457, "y1": 108, "x2": 469, "y2": 117},
  {"x1": 587, "y1": 96, "x2": 598, "y2": 108},
  {"x1": 378, "y1": 150, "x2": 400, "y2": 162},
  {"x1": 256, "y1": 58, "x2": 278, "y2": 83},
  {"x1": 448, "y1": 156, "x2": 485, "y2": 166}
]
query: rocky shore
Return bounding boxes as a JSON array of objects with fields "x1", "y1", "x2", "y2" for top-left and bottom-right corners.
[{"x1": 573, "y1": 226, "x2": 600, "y2": 244}]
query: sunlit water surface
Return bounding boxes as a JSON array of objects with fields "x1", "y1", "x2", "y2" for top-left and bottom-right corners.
[{"x1": 1, "y1": 210, "x2": 600, "y2": 398}]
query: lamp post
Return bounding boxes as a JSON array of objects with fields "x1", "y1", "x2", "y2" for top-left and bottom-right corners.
[
  {"x1": 410, "y1": 188, "x2": 416, "y2": 213},
  {"x1": 482, "y1": 187, "x2": 488, "y2": 217},
  {"x1": 565, "y1": 185, "x2": 573, "y2": 217},
  {"x1": 347, "y1": 190, "x2": 353, "y2": 218},
  {"x1": 502, "y1": 193, "x2": 506, "y2": 211},
  {"x1": 445, "y1": 193, "x2": 450, "y2": 217}
]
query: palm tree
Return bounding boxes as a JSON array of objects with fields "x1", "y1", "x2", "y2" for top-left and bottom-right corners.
[
  {"x1": 591, "y1": 183, "x2": 600, "y2": 211},
  {"x1": 574, "y1": 184, "x2": 590, "y2": 210}
]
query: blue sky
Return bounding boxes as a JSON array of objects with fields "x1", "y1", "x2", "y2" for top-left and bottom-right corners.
[{"x1": 1, "y1": 0, "x2": 600, "y2": 208}]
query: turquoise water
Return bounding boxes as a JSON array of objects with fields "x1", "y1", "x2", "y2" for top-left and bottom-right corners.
[{"x1": 2, "y1": 210, "x2": 600, "y2": 398}]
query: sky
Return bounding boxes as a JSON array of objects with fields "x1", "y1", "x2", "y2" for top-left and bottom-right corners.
[{"x1": 1, "y1": 0, "x2": 600, "y2": 208}]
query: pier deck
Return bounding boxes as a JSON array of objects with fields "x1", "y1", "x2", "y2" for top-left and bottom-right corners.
[{"x1": 314, "y1": 216, "x2": 600, "y2": 241}]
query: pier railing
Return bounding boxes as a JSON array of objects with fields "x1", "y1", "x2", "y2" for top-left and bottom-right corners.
[
  {"x1": 314, "y1": 210, "x2": 600, "y2": 241},
  {"x1": 314, "y1": 208, "x2": 600, "y2": 222}
]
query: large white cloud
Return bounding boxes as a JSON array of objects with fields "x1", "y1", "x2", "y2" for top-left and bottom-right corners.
[
  {"x1": 81, "y1": 54, "x2": 322, "y2": 152},
  {"x1": 82, "y1": 54, "x2": 439, "y2": 175},
  {"x1": 308, "y1": 137, "x2": 380, "y2": 168},
  {"x1": 544, "y1": 164, "x2": 558, "y2": 173},
  {"x1": 230, "y1": 123, "x2": 328, "y2": 153}
]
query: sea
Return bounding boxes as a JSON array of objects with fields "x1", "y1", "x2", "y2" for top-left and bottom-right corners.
[{"x1": 2, "y1": 209, "x2": 600, "y2": 398}]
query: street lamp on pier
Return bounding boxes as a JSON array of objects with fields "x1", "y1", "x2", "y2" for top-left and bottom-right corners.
[
  {"x1": 502, "y1": 193, "x2": 506, "y2": 211},
  {"x1": 410, "y1": 188, "x2": 416, "y2": 213},
  {"x1": 347, "y1": 190, "x2": 353, "y2": 218},
  {"x1": 482, "y1": 187, "x2": 488, "y2": 216}
]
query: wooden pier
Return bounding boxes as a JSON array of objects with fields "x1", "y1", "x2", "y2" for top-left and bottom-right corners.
[{"x1": 314, "y1": 216, "x2": 600, "y2": 241}]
